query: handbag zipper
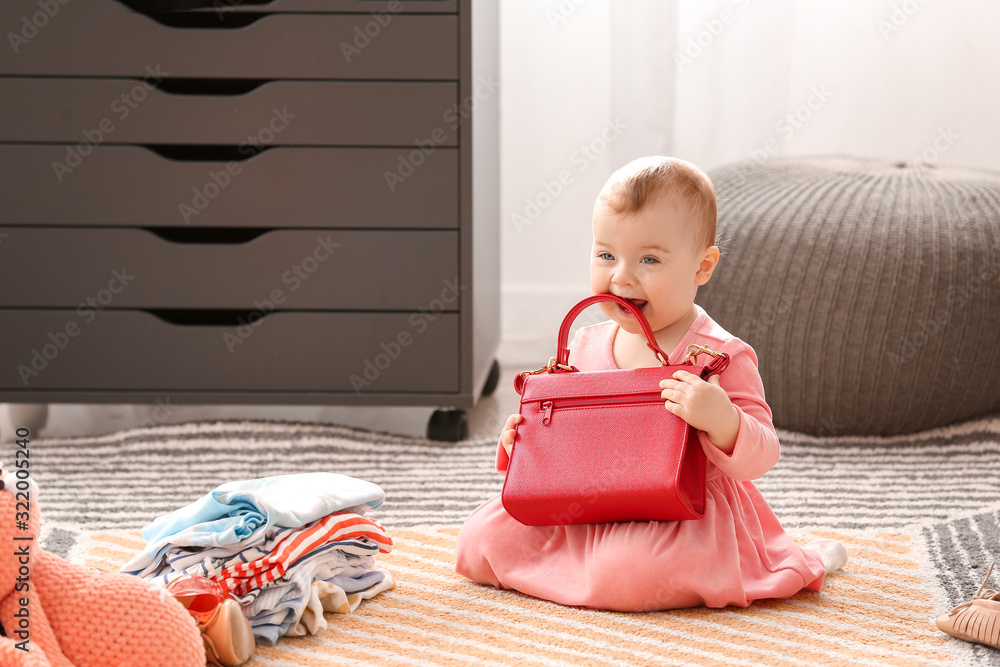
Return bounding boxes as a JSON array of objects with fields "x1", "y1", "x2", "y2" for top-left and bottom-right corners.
[{"x1": 539, "y1": 392, "x2": 663, "y2": 425}]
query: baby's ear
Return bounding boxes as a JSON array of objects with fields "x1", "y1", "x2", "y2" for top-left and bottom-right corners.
[{"x1": 695, "y1": 246, "x2": 721, "y2": 285}]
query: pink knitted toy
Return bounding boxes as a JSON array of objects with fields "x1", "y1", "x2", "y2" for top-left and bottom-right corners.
[{"x1": 0, "y1": 466, "x2": 205, "y2": 666}]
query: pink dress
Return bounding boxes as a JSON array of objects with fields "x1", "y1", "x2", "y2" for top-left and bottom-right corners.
[{"x1": 455, "y1": 306, "x2": 826, "y2": 611}]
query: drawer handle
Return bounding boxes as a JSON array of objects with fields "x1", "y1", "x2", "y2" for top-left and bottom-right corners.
[
  {"x1": 144, "y1": 145, "x2": 268, "y2": 162},
  {"x1": 155, "y1": 79, "x2": 267, "y2": 97},
  {"x1": 115, "y1": 0, "x2": 276, "y2": 11},
  {"x1": 113, "y1": 1, "x2": 270, "y2": 28},
  {"x1": 144, "y1": 227, "x2": 270, "y2": 245},
  {"x1": 146, "y1": 309, "x2": 273, "y2": 327}
]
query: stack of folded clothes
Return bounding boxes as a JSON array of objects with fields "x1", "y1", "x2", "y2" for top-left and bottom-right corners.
[{"x1": 120, "y1": 472, "x2": 395, "y2": 645}]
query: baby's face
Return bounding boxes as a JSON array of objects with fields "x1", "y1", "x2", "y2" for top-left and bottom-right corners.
[{"x1": 590, "y1": 195, "x2": 712, "y2": 337}]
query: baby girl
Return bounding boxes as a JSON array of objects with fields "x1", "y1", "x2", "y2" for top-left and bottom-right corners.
[{"x1": 455, "y1": 155, "x2": 847, "y2": 611}]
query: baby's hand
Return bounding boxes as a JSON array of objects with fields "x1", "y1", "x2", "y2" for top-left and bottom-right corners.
[
  {"x1": 500, "y1": 413, "x2": 522, "y2": 457},
  {"x1": 659, "y1": 371, "x2": 740, "y2": 452}
]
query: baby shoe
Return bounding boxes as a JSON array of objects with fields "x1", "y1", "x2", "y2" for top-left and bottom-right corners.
[
  {"x1": 936, "y1": 562, "x2": 1000, "y2": 650},
  {"x1": 167, "y1": 574, "x2": 256, "y2": 667}
]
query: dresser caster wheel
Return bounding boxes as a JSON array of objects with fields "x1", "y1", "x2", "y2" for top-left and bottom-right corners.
[
  {"x1": 481, "y1": 359, "x2": 501, "y2": 398},
  {"x1": 427, "y1": 408, "x2": 468, "y2": 442},
  {"x1": 2, "y1": 404, "x2": 49, "y2": 442}
]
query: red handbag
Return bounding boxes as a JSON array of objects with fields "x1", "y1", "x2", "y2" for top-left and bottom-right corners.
[{"x1": 501, "y1": 294, "x2": 729, "y2": 526}]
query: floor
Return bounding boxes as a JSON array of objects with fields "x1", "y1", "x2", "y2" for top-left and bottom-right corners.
[{"x1": 0, "y1": 364, "x2": 523, "y2": 444}]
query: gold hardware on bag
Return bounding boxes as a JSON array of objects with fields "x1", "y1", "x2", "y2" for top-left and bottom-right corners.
[
  {"x1": 521, "y1": 357, "x2": 576, "y2": 377},
  {"x1": 683, "y1": 344, "x2": 724, "y2": 365}
]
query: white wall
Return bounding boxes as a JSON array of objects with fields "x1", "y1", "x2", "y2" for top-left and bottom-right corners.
[
  {"x1": 498, "y1": 0, "x2": 675, "y2": 366},
  {"x1": 499, "y1": 0, "x2": 1000, "y2": 368}
]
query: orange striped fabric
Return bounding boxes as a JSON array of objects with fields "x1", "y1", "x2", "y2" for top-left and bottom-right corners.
[
  {"x1": 214, "y1": 512, "x2": 392, "y2": 597},
  {"x1": 75, "y1": 525, "x2": 963, "y2": 666}
]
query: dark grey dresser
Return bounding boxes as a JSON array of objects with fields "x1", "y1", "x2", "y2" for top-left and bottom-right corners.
[{"x1": 0, "y1": 0, "x2": 499, "y2": 440}]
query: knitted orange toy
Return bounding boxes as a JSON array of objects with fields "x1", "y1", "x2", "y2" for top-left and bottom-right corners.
[{"x1": 0, "y1": 466, "x2": 205, "y2": 666}]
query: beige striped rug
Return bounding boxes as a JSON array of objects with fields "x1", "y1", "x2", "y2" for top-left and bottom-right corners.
[
  {"x1": 25, "y1": 418, "x2": 1000, "y2": 665},
  {"x1": 76, "y1": 524, "x2": 952, "y2": 666}
]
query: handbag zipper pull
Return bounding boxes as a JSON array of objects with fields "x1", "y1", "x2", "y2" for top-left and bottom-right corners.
[{"x1": 541, "y1": 401, "x2": 553, "y2": 425}]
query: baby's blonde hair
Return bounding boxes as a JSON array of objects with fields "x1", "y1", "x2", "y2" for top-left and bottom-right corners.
[{"x1": 597, "y1": 156, "x2": 717, "y2": 250}]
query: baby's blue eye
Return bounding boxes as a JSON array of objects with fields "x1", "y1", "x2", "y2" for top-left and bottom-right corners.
[
  {"x1": 641, "y1": 256, "x2": 658, "y2": 264},
  {"x1": 599, "y1": 252, "x2": 614, "y2": 261}
]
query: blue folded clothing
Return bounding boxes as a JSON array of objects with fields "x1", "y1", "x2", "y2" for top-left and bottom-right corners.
[{"x1": 120, "y1": 472, "x2": 384, "y2": 577}]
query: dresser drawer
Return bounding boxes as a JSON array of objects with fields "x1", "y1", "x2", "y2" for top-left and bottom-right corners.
[
  {"x1": 0, "y1": 228, "x2": 460, "y2": 310},
  {"x1": 0, "y1": 146, "x2": 458, "y2": 229},
  {"x1": 0, "y1": 310, "x2": 459, "y2": 393},
  {"x1": 0, "y1": 11, "x2": 458, "y2": 79},
  {"x1": 0, "y1": 79, "x2": 459, "y2": 146}
]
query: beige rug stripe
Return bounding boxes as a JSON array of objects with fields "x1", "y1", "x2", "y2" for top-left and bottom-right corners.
[
  {"x1": 302, "y1": 620, "x2": 509, "y2": 667},
  {"x1": 299, "y1": 630, "x2": 471, "y2": 667},
  {"x1": 805, "y1": 530, "x2": 915, "y2": 554},
  {"x1": 873, "y1": 533, "x2": 913, "y2": 542},
  {"x1": 364, "y1": 593, "x2": 659, "y2": 666},
  {"x1": 808, "y1": 583, "x2": 932, "y2": 618},
  {"x1": 358, "y1": 599, "x2": 645, "y2": 667},
  {"x1": 329, "y1": 613, "x2": 559, "y2": 666},
  {"x1": 826, "y1": 581, "x2": 934, "y2": 615},
  {"x1": 86, "y1": 545, "x2": 140, "y2": 568},
  {"x1": 831, "y1": 573, "x2": 933, "y2": 604},
  {"x1": 254, "y1": 640, "x2": 408, "y2": 667},
  {"x1": 89, "y1": 531, "x2": 147, "y2": 552},
  {"x1": 845, "y1": 549, "x2": 923, "y2": 572},
  {"x1": 840, "y1": 561, "x2": 922, "y2": 582},
  {"x1": 291, "y1": 630, "x2": 459, "y2": 667},
  {"x1": 394, "y1": 531, "x2": 464, "y2": 552}
]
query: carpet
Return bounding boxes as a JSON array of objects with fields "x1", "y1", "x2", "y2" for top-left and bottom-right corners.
[{"x1": 15, "y1": 416, "x2": 1000, "y2": 666}]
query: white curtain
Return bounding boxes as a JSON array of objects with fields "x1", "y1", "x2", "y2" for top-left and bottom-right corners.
[
  {"x1": 500, "y1": 0, "x2": 1000, "y2": 366},
  {"x1": 672, "y1": 0, "x2": 1000, "y2": 173}
]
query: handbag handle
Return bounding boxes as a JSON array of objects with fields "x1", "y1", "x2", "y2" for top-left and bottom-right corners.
[{"x1": 556, "y1": 294, "x2": 670, "y2": 367}]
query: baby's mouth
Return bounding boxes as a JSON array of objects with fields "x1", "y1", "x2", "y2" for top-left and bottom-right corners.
[{"x1": 617, "y1": 298, "x2": 647, "y2": 316}]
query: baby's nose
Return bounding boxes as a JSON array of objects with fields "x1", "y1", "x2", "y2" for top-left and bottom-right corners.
[{"x1": 612, "y1": 269, "x2": 636, "y2": 285}]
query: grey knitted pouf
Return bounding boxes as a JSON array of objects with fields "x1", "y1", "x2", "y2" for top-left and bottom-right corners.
[{"x1": 698, "y1": 156, "x2": 1000, "y2": 436}]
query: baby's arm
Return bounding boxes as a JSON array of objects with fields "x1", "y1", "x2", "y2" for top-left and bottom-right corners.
[{"x1": 660, "y1": 346, "x2": 780, "y2": 481}]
